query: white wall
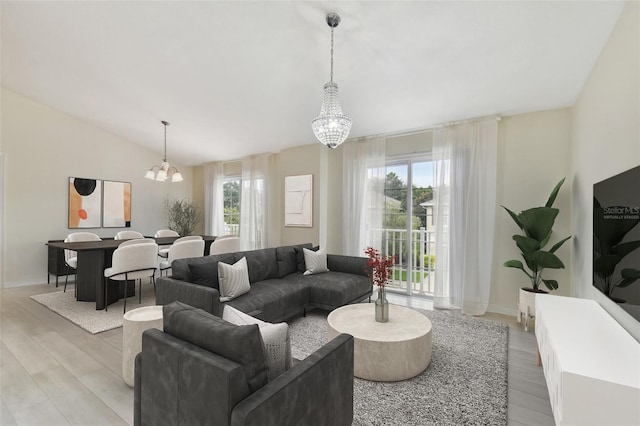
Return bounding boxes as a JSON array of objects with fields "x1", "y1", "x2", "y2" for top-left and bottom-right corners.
[
  {"x1": 490, "y1": 109, "x2": 573, "y2": 314},
  {"x1": 571, "y1": 1, "x2": 640, "y2": 339},
  {"x1": 1, "y1": 88, "x2": 195, "y2": 287}
]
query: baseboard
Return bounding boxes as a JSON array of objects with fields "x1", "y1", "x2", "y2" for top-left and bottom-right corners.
[{"x1": 487, "y1": 304, "x2": 518, "y2": 317}]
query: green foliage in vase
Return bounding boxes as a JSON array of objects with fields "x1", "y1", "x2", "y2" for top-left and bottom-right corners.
[
  {"x1": 502, "y1": 178, "x2": 571, "y2": 292},
  {"x1": 166, "y1": 198, "x2": 199, "y2": 237}
]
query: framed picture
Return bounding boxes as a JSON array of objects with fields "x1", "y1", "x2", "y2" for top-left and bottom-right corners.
[
  {"x1": 102, "y1": 180, "x2": 132, "y2": 228},
  {"x1": 68, "y1": 177, "x2": 102, "y2": 229},
  {"x1": 285, "y1": 174, "x2": 313, "y2": 227}
]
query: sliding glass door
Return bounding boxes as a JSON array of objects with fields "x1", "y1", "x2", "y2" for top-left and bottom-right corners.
[{"x1": 382, "y1": 158, "x2": 435, "y2": 296}]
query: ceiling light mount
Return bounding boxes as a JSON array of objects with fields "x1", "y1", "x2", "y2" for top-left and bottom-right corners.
[
  {"x1": 145, "y1": 120, "x2": 184, "y2": 183},
  {"x1": 326, "y1": 12, "x2": 340, "y2": 28},
  {"x1": 311, "y1": 12, "x2": 352, "y2": 149}
]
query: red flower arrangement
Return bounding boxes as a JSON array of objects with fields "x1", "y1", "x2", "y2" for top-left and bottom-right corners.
[{"x1": 364, "y1": 246, "x2": 395, "y2": 288}]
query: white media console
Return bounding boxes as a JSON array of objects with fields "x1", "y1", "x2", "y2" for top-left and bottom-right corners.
[{"x1": 535, "y1": 295, "x2": 640, "y2": 426}]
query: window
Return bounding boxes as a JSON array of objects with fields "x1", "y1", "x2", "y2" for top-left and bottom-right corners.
[{"x1": 223, "y1": 177, "x2": 240, "y2": 235}]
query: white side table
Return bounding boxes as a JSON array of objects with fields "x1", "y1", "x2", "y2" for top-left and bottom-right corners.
[
  {"x1": 122, "y1": 305, "x2": 163, "y2": 387},
  {"x1": 327, "y1": 304, "x2": 432, "y2": 381}
]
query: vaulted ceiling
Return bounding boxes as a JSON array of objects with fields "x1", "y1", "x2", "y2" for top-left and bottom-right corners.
[{"x1": 1, "y1": 1, "x2": 625, "y2": 165}]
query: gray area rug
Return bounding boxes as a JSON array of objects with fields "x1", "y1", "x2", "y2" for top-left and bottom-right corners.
[
  {"x1": 288, "y1": 307, "x2": 508, "y2": 426},
  {"x1": 30, "y1": 283, "x2": 157, "y2": 334}
]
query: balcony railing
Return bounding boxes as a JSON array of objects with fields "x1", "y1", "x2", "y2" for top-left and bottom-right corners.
[
  {"x1": 224, "y1": 224, "x2": 239, "y2": 236},
  {"x1": 381, "y1": 227, "x2": 435, "y2": 296}
]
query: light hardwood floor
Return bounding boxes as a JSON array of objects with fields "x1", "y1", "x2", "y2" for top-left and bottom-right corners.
[{"x1": 1, "y1": 284, "x2": 554, "y2": 425}]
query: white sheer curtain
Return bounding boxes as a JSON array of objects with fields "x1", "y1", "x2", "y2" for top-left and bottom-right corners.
[
  {"x1": 240, "y1": 154, "x2": 269, "y2": 251},
  {"x1": 342, "y1": 137, "x2": 386, "y2": 256},
  {"x1": 204, "y1": 162, "x2": 225, "y2": 236},
  {"x1": 433, "y1": 118, "x2": 498, "y2": 315}
]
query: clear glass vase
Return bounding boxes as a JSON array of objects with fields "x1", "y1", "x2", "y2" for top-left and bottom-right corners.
[{"x1": 375, "y1": 286, "x2": 389, "y2": 323}]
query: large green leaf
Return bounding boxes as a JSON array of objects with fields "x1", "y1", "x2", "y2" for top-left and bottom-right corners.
[
  {"x1": 549, "y1": 236, "x2": 572, "y2": 253},
  {"x1": 545, "y1": 177, "x2": 566, "y2": 208},
  {"x1": 539, "y1": 230, "x2": 553, "y2": 250},
  {"x1": 502, "y1": 206, "x2": 523, "y2": 230},
  {"x1": 513, "y1": 235, "x2": 538, "y2": 271},
  {"x1": 519, "y1": 207, "x2": 559, "y2": 242},
  {"x1": 504, "y1": 260, "x2": 533, "y2": 279},
  {"x1": 542, "y1": 279, "x2": 559, "y2": 290},
  {"x1": 533, "y1": 251, "x2": 565, "y2": 269}
]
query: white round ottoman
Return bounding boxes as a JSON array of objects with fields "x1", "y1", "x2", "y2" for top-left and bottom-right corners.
[
  {"x1": 327, "y1": 303, "x2": 432, "y2": 382},
  {"x1": 122, "y1": 305, "x2": 163, "y2": 387}
]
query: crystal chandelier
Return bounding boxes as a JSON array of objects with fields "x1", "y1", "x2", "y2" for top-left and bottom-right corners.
[
  {"x1": 145, "y1": 120, "x2": 183, "y2": 182},
  {"x1": 311, "y1": 12, "x2": 352, "y2": 149}
]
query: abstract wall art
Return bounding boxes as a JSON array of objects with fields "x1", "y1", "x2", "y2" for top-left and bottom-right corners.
[
  {"x1": 102, "y1": 180, "x2": 132, "y2": 228},
  {"x1": 68, "y1": 177, "x2": 102, "y2": 228},
  {"x1": 284, "y1": 174, "x2": 313, "y2": 227}
]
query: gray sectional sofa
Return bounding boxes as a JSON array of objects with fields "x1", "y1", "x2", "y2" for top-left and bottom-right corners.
[{"x1": 155, "y1": 243, "x2": 373, "y2": 322}]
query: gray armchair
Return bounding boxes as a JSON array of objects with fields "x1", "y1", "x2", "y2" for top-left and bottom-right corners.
[{"x1": 134, "y1": 302, "x2": 354, "y2": 426}]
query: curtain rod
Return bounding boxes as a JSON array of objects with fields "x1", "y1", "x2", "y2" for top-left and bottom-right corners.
[{"x1": 353, "y1": 114, "x2": 502, "y2": 141}]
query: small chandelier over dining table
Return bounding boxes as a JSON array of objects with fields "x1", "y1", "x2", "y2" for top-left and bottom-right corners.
[
  {"x1": 145, "y1": 120, "x2": 183, "y2": 182},
  {"x1": 311, "y1": 12, "x2": 352, "y2": 149}
]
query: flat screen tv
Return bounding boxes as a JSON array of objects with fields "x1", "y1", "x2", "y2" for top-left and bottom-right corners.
[{"x1": 593, "y1": 165, "x2": 640, "y2": 321}]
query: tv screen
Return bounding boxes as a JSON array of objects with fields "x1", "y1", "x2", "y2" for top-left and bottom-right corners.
[{"x1": 593, "y1": 165, "x2": 640, "y2": 321}]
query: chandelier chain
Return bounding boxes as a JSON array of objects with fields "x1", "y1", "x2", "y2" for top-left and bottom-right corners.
[
  {"x1": 330, "y1": 26, "x2": 334, "y2": 83},
  {"x1": 163, "y1": 122, "x2": 167, "y2": 162}
]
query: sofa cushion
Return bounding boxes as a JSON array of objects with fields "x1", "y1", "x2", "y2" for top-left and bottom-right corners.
[
  {"x1": 222, "y1": 305, "x2": 292, "y2": 380},
  {"x1": 177, "y1": 252, "x2": 235, "y2": 289},
  {"x1": 287, "y1": 271, "x2": 372, "y2": 308},
  {"x1": 275, "y1": 246, "x2": 297, "y2": 278},
  {"x1": 303, "y1": 248, "x2": 329, "y2": 275},
  {"x1": 218, "y1": 257, "x2": 251, "y2": 302},
  {"x1": 162, "y1": 302, "x2": 268, "y2": 393},
  {"x1": 233, "y1": 248, "x2": 279, "y2": 283},
  {"x1": 294, "y1": 243, "x2": 315, "y2": 272},
  {"x1": 227, "y1": 279, "x2": 310, "y2": 323}
]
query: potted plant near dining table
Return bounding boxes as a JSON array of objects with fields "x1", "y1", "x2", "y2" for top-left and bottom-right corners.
[
  {"x1": 365, "y1": 247, "x2": 395, "y2": 323},
  {"x1": 502, "y1": 178, "x2": 571, "y2": 331}
]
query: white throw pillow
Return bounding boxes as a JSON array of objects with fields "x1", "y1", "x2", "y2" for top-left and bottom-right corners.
[
  {"x1": 222, "y1": 305, "x2": 292, "y2": 380},
  {"x1": 303, "y1": 247, "x2": 329, "y2": 275},
  {"x1": 218, "y1": 257, "x2": 251, "y2": 302}
]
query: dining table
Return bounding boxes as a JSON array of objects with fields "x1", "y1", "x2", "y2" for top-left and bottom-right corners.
[{"x1": 46, "y1": 235, "x2": 217, "y2": 310}]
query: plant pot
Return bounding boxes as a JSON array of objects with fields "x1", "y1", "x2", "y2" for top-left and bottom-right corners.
[{"x1": 517, "y1": 287, "x2": 547, "y2": 332}]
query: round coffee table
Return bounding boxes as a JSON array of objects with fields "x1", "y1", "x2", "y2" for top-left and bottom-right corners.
[
  {"x1": 122, "y1": 305, "x2": 163, "y2": 387},
  {"x1": 327, "y1": 303, "x2": 432, "y2": 381}
]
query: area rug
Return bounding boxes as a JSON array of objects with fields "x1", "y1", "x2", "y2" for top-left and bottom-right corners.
[
  {"x1": 288, "y1": 308, "x2": 508, "y2": 426},
  {"x1": 30, "y1": 284, "x2": 157, "y2": 334}
]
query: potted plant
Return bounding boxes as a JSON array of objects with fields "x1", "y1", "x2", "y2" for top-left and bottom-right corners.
[
  {"x1": 166, "y1": 198, "x2": 199, "y2": 237},
  {"x1": 502, "y1": 178, "x2": 571, "y2": 330}
]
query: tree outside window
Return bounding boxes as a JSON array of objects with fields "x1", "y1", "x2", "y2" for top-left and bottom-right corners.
[{"x1": 223, "y1": 178, "x2": 240, "y2": 235}]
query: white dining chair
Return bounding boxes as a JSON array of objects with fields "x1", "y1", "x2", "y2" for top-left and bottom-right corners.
[
  {"x1": 159, "y1": 239, "x2": 205, "y2": 276},
  {"x1": 158, "y1": 235, "x2": 203, "y2": 258},
  {"x1": 154, "y1": 229, "x2": 180, "y2": 238},
  {"x1": 103, "y1": 242, "x2": 158, "y2": 312},
  {"x1": 64, "y1": 232, "x2": 102, "y2": 297},
  {"x1": 209, "y1": 236, "x2": 240, "y2": 255},
  {"x1": 114, "y1": 230, "x2": 144, "y2": 240},
  {"x1": 118, "y1": 238, "x2": 156, "y2": 248},
  {"x1": 155, "y1": 230, "x2": 181, "y2": 258}
]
